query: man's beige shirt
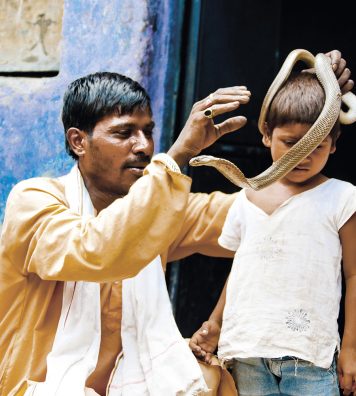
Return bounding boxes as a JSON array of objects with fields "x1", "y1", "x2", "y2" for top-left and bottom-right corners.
[{"x1": 0, "y1": 161, "x2": 235, "y2": 396}]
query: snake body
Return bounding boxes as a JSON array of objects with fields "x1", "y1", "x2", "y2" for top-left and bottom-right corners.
[{"x1": 189, "y1": 49, "x2": 356, "y2": 190}]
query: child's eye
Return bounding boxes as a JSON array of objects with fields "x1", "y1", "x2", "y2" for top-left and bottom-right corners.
[{"x1": 284, "y1": 141, "x2": 296, "y2": 146}]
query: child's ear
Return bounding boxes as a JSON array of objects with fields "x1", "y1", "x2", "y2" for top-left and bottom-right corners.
[
  {"x1": 330, "y1": 131, "x2": 341, "y2": 154},
  {"x1": 262, "y1": 122, "x2": 272, "y2": 147}
]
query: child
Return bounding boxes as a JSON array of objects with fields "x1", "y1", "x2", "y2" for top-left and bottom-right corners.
[{"x1": 189, "y1": 72, "x2": 356, "y2": 396}]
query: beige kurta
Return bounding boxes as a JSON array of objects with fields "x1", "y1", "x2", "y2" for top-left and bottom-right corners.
[{"x1": 0, "y1": 161, "x2": 236, "y2": 396}]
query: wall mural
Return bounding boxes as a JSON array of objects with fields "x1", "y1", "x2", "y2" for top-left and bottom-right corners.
[{"x1": 0, "y1": 0, "x2": 62, "y2": 73}]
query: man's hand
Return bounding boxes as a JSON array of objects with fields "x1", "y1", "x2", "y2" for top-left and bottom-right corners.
[
  {"x1": 325, "y1": 50, "x2": 354, "y2": 95},
  {"x1": 168, "y1": 87, "x2": 250, "y2": 168},
  {"x1": 338, "y1": 347, "x2": 356, "y2": 395},
  {"x1": 302, "y1": 50, "x2": 353, "y2": 95},
  {"x1": 189, "y1": 319, "x2": 221, "y2": 364}
]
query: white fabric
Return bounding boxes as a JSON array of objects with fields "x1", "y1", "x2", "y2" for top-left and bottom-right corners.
[
  {"x1": 109, "y1": 258, "x2": 208, "y2": 395},
  {"x1": 218, "y1": 178, "x2": 356, "y2": 369},
  {"x1": 25, "y1": 165, "x2": 101, "y2": 396},
  {"x1": 25, "y1": 164, "x2": 207, "y2": 396}
]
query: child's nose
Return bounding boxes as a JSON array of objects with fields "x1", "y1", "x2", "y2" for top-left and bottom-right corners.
[{"x1": 299, "y1": 157, "x2": 311, "y2": 166}]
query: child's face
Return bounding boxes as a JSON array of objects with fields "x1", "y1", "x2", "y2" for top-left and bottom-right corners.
[{"x1": 263, "y1": 123, "x2": 336, "y2": 184}]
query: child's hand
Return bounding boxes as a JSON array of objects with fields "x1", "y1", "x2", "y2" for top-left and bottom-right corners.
[
  {"x1": 337, "y1": 346, "x2": 356, "y2": 395},
  {"x1": 189, "y1": 319, "x2": 221, "y2": 364}
]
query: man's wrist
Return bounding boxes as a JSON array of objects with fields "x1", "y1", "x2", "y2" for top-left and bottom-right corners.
[
  {"x1": 152, "y1": 153, "x2": 181, "y2": 173},
  {"x1": 167, "y1": 145, "x2": 198, "y2": 169}
]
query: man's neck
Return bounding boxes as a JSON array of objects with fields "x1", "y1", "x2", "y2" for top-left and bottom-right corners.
[
  {"x1": 86, "y1": 188, "x2": 119, "y2": 213},
  {"x1": 79, "y1": 168, "x2": 122, "y2": 214}
]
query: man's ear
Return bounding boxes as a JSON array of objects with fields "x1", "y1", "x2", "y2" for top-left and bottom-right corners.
[
  {"x1": 261, "y1": 122, "x2": 272, "y2": 147},
  {"x1": 66, "y1": 128, "x2": 87, "y2": 157}
]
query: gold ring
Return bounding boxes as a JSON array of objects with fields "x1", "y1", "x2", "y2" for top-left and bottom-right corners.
[{"x1": 204, "y1": 107, "x2": 214, "y2": 119}]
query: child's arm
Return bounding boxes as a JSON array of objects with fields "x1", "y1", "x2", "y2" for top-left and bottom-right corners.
[
  {"x1": 338, "y1": 212, "x2": 356, "y2": 395},
  {"x1": 189, "y1": 277, "x2": 228, "y2": 364}
]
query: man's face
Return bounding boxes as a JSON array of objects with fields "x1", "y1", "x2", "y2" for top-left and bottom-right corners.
[{"x1": 79, "y1": 108, "x2": 155, "y2": 199}]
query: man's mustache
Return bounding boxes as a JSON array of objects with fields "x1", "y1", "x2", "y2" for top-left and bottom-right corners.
[{"x1": 123, "y1": 154, "x2": 151, "y2": 168}]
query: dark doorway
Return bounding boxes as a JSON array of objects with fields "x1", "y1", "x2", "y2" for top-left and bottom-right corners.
[{"x1": 169, "y1": 0, "x2": 356, "y2": 345}]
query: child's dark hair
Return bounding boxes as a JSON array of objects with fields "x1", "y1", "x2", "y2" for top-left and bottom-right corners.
[
  {"x1": 266, "y1": 72, "x2": 340, "y2": 144},
  {"x1": 62, "y1": 72, "x2": 151, "y2": 160}
]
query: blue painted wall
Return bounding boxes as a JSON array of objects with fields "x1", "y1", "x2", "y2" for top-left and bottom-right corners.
[{"x1": 0, "y1": 0, "x2": 183, "y2": 223}]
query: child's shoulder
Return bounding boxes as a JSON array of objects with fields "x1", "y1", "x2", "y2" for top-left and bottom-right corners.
[
  {"x1": 320, "y1": 178, "x2": 356, "y2": 217},
  {"x1": 323, "y1": 178, "x2": 355, "y2": 196},
  {"x1": 326, "y1": 179, "x2": 356, "y2": 230}
]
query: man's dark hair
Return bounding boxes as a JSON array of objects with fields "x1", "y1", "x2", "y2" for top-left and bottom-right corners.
[{"x1": 62, "y1": 72, "x2": 152, "y2": 159}]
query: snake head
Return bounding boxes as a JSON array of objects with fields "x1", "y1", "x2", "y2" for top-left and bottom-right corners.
[{"x1": 189, "y1": 155, "x2": 216, "y2": 167}]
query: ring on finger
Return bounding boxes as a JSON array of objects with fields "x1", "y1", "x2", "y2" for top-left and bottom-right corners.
[{"x1": 204, "y1": 107, "x2": 214, "y2": 119}]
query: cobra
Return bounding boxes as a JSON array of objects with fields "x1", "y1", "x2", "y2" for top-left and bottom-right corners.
[{"x1": 189, "y1": 49, "x2": 356, "y2": 190}]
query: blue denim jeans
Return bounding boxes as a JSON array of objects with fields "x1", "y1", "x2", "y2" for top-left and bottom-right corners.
[{"x1": 231, "y1": 355, "x2": 339, "y2": 396}]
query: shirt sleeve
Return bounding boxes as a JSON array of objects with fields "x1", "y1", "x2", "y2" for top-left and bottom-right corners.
[
  {"x1": 0, "y1": 161, "x2": 192, "y2": 282},
  {"x1": 166, "y1": 191, "x2": 238, "y2": 261},
  {"x1": 335, "y1": 183, "x2": 356, "y2": 230},
  {"x1": 218, "y1": 193, "x2": 242, "y2": 252}
]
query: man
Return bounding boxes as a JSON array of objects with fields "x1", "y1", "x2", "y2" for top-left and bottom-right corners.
[{"x1": 0, "y1": 52, "x2": 353, "y2": 395}]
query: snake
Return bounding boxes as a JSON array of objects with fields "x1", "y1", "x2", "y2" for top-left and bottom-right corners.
[{"x1": 189, "y1": 49, "x2": 356, "y2": 190}]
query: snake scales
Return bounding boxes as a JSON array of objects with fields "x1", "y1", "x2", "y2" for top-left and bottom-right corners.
[{"x1": 189, "y1": 49, "x2": 356, "y2": 190}]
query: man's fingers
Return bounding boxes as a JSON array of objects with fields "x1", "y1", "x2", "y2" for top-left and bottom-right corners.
[
  {"x1": 192, "y1": 87, "x2": 250, "y2": 111},
  {"x1": 215, "y1": 116, "x2": 247, "y2": 137},
  {"x1": 325, "y1": 50, "x2": 341, "y2": 69},
  {"x1": 333, "y1": 57, "x2": 346, "y2": 78},
  {"x1": 214, "y1": 86, "x2": 249, "y2": 95},
  {"x1": 341, "y1": 80, "x2": 354, "y2": 96},
  {"x1": 202, "y1": 101, "x2": 246, "y2": 120},
  {"x1": 199, "y1": 101, "x2": 240, "y2": 119},
  {"x1": 209, "y1": 93, "x2": 251, "y2": 105},
  {"x1": 338, "y1": 67, "x2": 351, "y2": 88},
  {"x1": 341, "y1": 80, "x2": 355, "y2": 94},
  {"x1": 328, "y1": 49, "x2": 342, "y2": 60}
]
